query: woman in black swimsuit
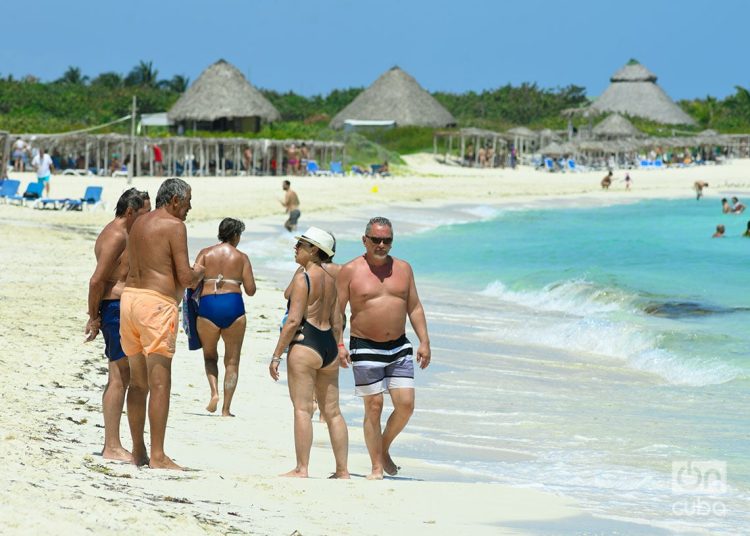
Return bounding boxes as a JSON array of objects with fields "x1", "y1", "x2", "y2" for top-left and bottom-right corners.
[{"x1": 269, "y1": 227, "x2": 349, "y2": 478}]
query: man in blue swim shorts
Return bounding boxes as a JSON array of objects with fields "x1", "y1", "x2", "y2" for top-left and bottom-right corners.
[
  {"x1": 337, "y1": 216, "x2": 432, "y2": 480},
  {"x1": 85, "y1": 188, "x2": 151, "y2": 463}
]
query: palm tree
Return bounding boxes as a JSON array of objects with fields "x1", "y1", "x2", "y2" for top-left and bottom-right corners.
[
  {"x1": 57, "y1": 66, "x2": 89, "y2": 85},
  {"x1": 158, "y1": 74, "x2": 190, "y2": 93},
  {"x1": 125, "y1": 60, "x2": 159, "y2": 87}
]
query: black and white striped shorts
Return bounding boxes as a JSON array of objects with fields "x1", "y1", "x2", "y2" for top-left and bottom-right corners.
[{"x1": 350, "y1": 334, "x2": 415, "y2": 397}]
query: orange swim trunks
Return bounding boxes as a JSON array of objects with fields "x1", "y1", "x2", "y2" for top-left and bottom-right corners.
[{"x1": 120, "y1": 287, "x2": 179, "y2": 358}]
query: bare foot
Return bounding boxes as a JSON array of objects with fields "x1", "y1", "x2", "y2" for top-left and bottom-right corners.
[
  {"x1": 131, "y1": 448, "x2": 149, "y2": 467},
  {"x1": 102, "y1": 446, "x2": 133, "y2": 463},
  {"x1": 149, "y1": 454, "x2": 183, "y2": 470},
  {"x1": 280, "y1": 468, "x2": 308, "y2": 478},
  {"x1": 366, "y1": 471, "x2": 384, "y2": 480},
  {"x1": 206, "y1": 395, "x2": 219, "y2": 413},
  {"x1": 328, "y1": 471, "x2": 351, "y2": 479},
  {"x1": 383, "y1": 453, "x2": 400, "y2": 476},
  {"x1": 221, "y1": 410, "x2": 235, "y2": 417}
]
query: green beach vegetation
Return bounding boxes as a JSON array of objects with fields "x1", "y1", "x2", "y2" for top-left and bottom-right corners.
[{"x1": 3, "y1": 62, "x2": 750, "y2": 158}]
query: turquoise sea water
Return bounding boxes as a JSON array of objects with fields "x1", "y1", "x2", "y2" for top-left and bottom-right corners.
[
  {"x1": 329, "y1": 198, "x2": 750, "y2": 533},
  {"x1": 246, "y1": 197, "x2": 749, "y2": 533}
]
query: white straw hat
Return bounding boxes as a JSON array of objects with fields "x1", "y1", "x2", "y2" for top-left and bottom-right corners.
[{"x1": 295, "y1": 227, "x2": 335, "y2": 258}]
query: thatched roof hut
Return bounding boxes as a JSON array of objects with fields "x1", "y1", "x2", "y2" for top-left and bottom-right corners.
[
  {"x1": 168, "y1": 60, "x2": 281, "y2": 133},
  {"x1": 329, "y1": 67, "x2": 456, "y2": 129},
  {"x1": 590, "y1": 61, "x2": 696, "y2": 125},
  {"x1": 592, "y1": 114, "x2": 644, "y2": 138}
]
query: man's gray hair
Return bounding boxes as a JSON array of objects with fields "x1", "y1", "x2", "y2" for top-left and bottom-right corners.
[
  {"x1": 155, "y1": 178, "x2": 190, "y2": 208},
  {"x1": 365, "y1": 216, "x2": 392, "y2": 235}
]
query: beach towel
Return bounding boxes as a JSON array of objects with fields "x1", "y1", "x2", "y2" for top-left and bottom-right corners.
[{"x1": 182, "y1": 282, "x2": 203, "y2": 350}]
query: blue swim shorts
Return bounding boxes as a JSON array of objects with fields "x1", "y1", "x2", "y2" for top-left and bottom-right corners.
[{"x1": 100, "y1": 299, "x2": 126, "y2": 361}]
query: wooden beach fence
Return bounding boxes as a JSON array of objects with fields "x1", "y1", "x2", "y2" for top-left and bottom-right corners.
[
  {"x1": 433, "y1": 128, "x2": 507, "y2": 167},
  {"x1": 0, "y1": 131, "x2": 10, "y2": 178},
  {"x1": 7, "y1": 133, "x2": 344, "y2": 177}
]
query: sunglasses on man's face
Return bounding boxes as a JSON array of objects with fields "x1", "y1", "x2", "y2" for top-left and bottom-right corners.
[
  {"x1": 366, "y1": 235, "x2": 393, "y2": 245},
  {"x1": 295, "y1": 240, "x2": 311, "y2": 249}
]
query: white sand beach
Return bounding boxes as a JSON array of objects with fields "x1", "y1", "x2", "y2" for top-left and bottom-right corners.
[{"x1": 2, "y1": 156, "x2": 749, "y2": 535}]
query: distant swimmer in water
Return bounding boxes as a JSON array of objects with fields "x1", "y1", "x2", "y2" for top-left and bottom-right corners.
[
  {"x1": 694, "y1": 181, "x2": 708, "y2": 200},
  {"x1": 743, "y1": 221, "x2": 750, "y2": 237},
  {"x1": 722, "y1": 198, "x2": 732, "y2": 214},
  {"x1": 731, "y1": 196, "x2": 746, "y2": 214},
  {"x1": 601, "y1": 171, "x2": 613, "y2": 190},
  {"x1": 712, "y1": 224, "x2": 725, "y2": 238}
]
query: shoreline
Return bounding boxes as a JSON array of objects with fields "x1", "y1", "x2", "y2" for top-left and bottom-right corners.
[{"x1": 3, "y1": 158, "x2": 750, "y2": 534}]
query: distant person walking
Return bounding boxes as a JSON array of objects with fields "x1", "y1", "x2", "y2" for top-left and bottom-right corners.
[
  {"x1": 194, "y1": 218, "x2": 256, "y2": 417},
  {"x1": 32, "y1": 147, "x2": 54, "y2": 197},
  {"x1": 281, "y1": 180, "x2": 301, "y2": 232},
  {"x1": 624, "y1": 173, "x2": 632, "y2": 190},
  {"x1": 694, "y1": 181, "x2": 709, "y2": 200},
  {"x1": 336, "y1": 217, "x2": 431, "y2": 480},
  {"x1": 601, "y1": 171, "x2": 613, "y2": 190}
]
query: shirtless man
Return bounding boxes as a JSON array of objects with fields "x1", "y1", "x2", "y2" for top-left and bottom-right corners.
[
  {"x1": 694, "y1": 181, "x2": 709, "y2": 200},
  {"x1": 281, "y1": 180, "x2": 301, "y2": 232},
  {"x1": 85, "y1": 188, "x2": 151, "y2": 463},
  {"x1": 121, "y1": 178, "x2": 204, "y2": 469},
  {"x1": 337, "y1": 217, "x2": 431, "y2": 480}
]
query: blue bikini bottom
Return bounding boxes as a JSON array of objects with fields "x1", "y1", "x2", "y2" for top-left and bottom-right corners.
[{"x1": 197, "y1": 293, "x2": 245, "y2": 329}]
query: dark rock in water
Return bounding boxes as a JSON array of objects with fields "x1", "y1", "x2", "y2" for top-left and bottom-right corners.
[{"x1": 644, "y1": 301, "x2": 750, "y2": 318}]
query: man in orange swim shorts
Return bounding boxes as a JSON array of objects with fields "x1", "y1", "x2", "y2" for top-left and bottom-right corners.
[{"x1": 121, "y1": 178, "x2": 204, "y2": 469}]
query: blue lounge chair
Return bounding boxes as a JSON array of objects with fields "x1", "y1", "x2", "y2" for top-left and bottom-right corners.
[
  {"x1": 654, "y1": 158, "x2": 663, "y2": 168},
  {"x1": 329, "y1": 161, "x2": 345, "y2": 176},
  {"x1": 351, "y1": 165, "x2": 369, "y2": 176},
  {"x1": 306, "y1": 160, "x2": 330, "y2": 176},
  {"x1": 0, "y1": 179, "x2": 20, "y2": 203},
  {"x1": 65, "y1": 186, "x2": 103, "y2": 211},
  {"x1": 544, "y1": 158, "x2": 555, "y2": 172},
  {"x1": 8, "y1": 182, "x2": 44, "y2": 206}
]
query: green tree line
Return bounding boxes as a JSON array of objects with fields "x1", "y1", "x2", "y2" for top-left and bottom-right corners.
[{"x1": 3, "y1": 61, "x2": 750, "y2": 136}]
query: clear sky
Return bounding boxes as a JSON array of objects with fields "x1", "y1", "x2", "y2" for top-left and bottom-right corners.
[{"x1": 3, "y1": 0, "x2": 747, "y2": 100}]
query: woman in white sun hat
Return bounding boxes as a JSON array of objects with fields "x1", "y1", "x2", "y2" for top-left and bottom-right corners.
[{"x1": 269, "y1": 226, "x2": 349, "y2": 478}]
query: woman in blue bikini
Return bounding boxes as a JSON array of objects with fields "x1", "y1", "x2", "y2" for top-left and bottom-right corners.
[{"x1": 195, "y1": 218, "x2": 256, "y2": 416}]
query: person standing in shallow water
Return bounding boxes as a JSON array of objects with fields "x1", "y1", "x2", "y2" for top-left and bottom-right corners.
[
  {"x1": 194, "y1": 218, "x2": 256, "y2": 416},
  {"x1": 336, "y1": 216, "x2": 432, "y2": 480},
  {"x1": 281, "y1": 180, "x2": 301, "y2": 232},
  {"x1": 85, "y1": 188, "x2": 151, "y2": 463}
]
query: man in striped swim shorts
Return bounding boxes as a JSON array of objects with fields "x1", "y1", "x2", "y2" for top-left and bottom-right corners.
[{"x1": 337, "y1": 216, "x2": 431, "y2": 480}]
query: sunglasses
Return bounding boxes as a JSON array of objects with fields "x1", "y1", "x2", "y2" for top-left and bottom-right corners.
[
  {"x1": 366, "y1": 235, "x2": 393, "y2": 245},
  {"x1": 295, "y1": 240, "x2": 311, "y2": 249}
]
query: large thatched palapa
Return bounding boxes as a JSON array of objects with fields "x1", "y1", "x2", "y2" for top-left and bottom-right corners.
[
  {"x1": 330, "y1": 67, "x2": 456, "y2": 129},
  {"x1": 590, "y1": 61, "x2": 696, "y2": 125},
  {"x1": 168, "y1": 60, "x2": 280, "y2": 133}
]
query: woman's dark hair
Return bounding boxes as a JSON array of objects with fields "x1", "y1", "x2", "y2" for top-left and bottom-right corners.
[
  {"x1": 315, "y1": 231, "x2": 335, "y2": 263},
  {"x1": 218, "y1": 218, "x2": 245, "y2": 242}
]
